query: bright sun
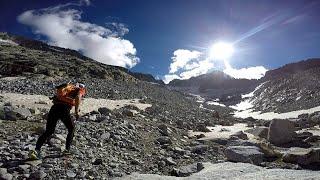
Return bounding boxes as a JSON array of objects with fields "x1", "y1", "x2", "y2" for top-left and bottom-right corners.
[{"x1": 209, "y1": 42, "x2": 234, "y2": 60}]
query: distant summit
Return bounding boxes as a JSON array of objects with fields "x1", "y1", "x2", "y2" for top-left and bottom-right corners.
[{"x1": 168, "y1": 70, "x2": 258, "y2": 105}]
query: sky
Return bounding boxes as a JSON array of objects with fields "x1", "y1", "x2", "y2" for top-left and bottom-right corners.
[{"x1": 1, "y1": 0, "x2": 320, "y2": 83}]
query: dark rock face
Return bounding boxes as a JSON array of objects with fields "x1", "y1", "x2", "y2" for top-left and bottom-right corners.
[{"x1": 250, "y1": 59, "x2": 320, "y2": 113}]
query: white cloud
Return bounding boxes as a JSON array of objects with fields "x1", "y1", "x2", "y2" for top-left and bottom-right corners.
[
  {"x1": 223, "y1": 65, "x2": 268, "y2": 79},
  {"x1": 164, "y1": 48, "x2": 268, "y2": 83},
  {"x1": 169, "y1": 49, "x2": 202, "y2": 73},
  {"x1": 163, "y1": 74, "x2": 181, "y2": 84},
  {"x1": 164, "y1": 49, "x2": 214, "y2": 84},
  {"x1": 17, "y1": 2, "x2": 139, "y2": 68},
  {"x1": 179, "y1": 59, "x2": 213, "y2": 79}
]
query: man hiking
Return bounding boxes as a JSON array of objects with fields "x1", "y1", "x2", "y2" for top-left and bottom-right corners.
[{"x1": 29, "y1": 82, "x2": 86, "y2": 160}]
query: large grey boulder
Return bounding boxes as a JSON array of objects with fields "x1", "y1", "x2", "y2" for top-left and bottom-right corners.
[
  {"x1": 268, "y1": 119, "x2": 296, "y2": 145},
  {"x1": 2, "y1": 106, "x2": 32, "y2": 120},
  {"x1": 12, "y1": 108, "x2": 32, "y2": 120},
  {"x1": 282, "y1": 147, "x2": 320, "y2": 165},
  {"x1": 224, "y1": 146, "x2": 264, "y2": 165}
]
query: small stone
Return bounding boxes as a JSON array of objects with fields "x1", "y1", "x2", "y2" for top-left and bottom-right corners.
[
  {"x1": 196, "y1": 124, "x2": 211, "y2": 132},
  {"x1": 230, "y1": 131, "x2": 248, "y2": 140},
  {"x1": 92, "y1": 158, "x2": 103, "y2": 165},
  {"x1": 157, "y1": 161, "x2": 166, "y2": 167},
  {"x1": 155, "y1": 136, "x2": 172, "y2": 145},
  {"x1": 173, "y1": 147, "x2": 186, "y2": 155},
  {"x1": 131, "y1": 159, "x2": 140, "y2": 165},
  {"x1": 122, "y1": 109, "x2": 134, "y2": 117},
  {"x1": 196, "y1": 134, "x2": 206, "y2": 139},
  {"x1": 220, "y1": 128, "x2": 230, "y2": 132},
  {"x1": 100, "y1": 132, "x2": 110, "y2": 141},
  {"x1": 71, "y1": 163, "x2": 79, "y2": 168},
  {"x1": 98, "y1": 107, "x2": 112, "y2": 115},
  {"x1": 165, "y1": 157, "x2": 176, "y2": 165},
  {"x1": 67, "y1": 170, "x2": 77, "y2": 178},
  {"x1": 191, "y1": 145, "x2": 208, "y2": 154},
  {"x1": 18, "y1": 164, "x2": 30, "y2": 172},
  {"x1": 25, "y1": 160, "x2": 42, "y2": 167},
  {"x1": 29, "y1": 170, "x2": 47, "y2": 179},
  {"x1": 128, "y1": 123, "x2": 136, "y2": 130},
  {"x1": 158, "y1": 124, "x2": 171, "y2": 136}
]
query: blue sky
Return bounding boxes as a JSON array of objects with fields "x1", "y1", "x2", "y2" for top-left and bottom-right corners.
[{"x1": 1, "y1": 0, "x2": 320, "y2": 83}]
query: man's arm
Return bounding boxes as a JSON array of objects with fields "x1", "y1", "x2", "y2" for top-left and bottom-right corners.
[{"x1": 74, "y1": 95, "x2": 81, "y2": 120}]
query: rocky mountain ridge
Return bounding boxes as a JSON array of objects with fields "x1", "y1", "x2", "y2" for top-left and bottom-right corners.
[
  {"x1": 168, "y1": 58, "x2": 320, "y2": 113},
  {"x1": 0, "y1": 32, "x2": 163, "y2": 84},
  {"x1": 251, "y1": 58, "x2": 320, "y2": 113}
]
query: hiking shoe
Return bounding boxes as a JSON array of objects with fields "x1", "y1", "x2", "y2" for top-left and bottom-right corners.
[{"x1": 28, "y1": 150, "x2": 42, "y2": 160}]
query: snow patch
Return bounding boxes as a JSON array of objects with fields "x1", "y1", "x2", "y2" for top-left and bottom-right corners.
[
  {"x1": 230, "y1": 100, "x2": 253, "y2": 111},
  {"x1": 188, "y1": 123, "x2": 253, "y2": 140},
  {"x1": 231, "y1": 83, "x2": 265, "y2": 111},
  {"x1": 234, "y1": 106, "x2": 320, "y2": 120},
  {"x1": 0, "y1": 39, "x2": 18, "y2": 46},
  {"x1": 189, "y1": 93, "x2": 205, "y2": 103},
  {"x1": 206, "y1": 101, "x2": 226, "y2": 107}
]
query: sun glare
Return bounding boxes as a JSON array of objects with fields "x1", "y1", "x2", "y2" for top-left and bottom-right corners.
[{"x1": 209, "y1": 42, "x2": 234, "y2": 60}]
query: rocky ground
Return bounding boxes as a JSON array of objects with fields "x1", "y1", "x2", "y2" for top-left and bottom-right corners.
[{"x1": 1, "y1": 75, "x2": 320, "y2": 179}]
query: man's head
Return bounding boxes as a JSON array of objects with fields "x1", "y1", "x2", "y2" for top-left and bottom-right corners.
[{"x1": 76, "y1": 82, "x2": 85, "y2": 88}]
